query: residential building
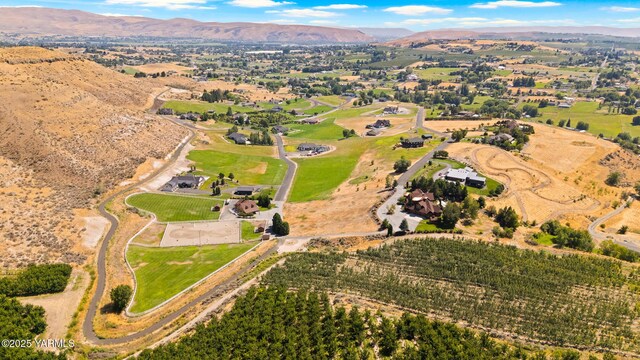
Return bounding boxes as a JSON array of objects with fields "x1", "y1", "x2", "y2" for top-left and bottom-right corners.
[
  {"x1": 234, "y1": 199, "x2": 259, "y2": 216},
  {"x1": 401, "y1": 137, "x2": 425, "y2": 148},
  {"x1": 160, "y1": 175, "x2": 205, "y2": 192},
  {"x1": 366, "y1": 119, "x2": 391, "y2": 129},
  {"x1": 404, "y1": 189, "x2": 442, "y2": 220},
  {"x1": 228, "y1": 132, "x2": 248, "y2": 144}
]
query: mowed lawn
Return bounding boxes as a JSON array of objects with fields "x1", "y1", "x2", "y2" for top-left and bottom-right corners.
[
  {"x1": 127, "y1": 242, "x2": 257, "y2": 313},
  {"x1": 127, "y1": 193, "x2": 223, "y2": 222},
  {"x1": 162, "y1": 100, "x2": 255, "y2": 114},
  {"x1": 315, "y1": 95, "x2": 345, "y2": 106},
  {"x1": 288, "y1": 118, "x2": 346, "y2": 141},
  {"x1": 187, "y1": 150, "x2": 286, "y2": 186},
  {"x1": 241, "y1": 221, "x2": 262, "y2": 241},
  {"x1": 289, "y1": 153, "x2": 361, "y2": 202},
  {"x1": 413, "y1": 67, "x2": 459, "y2": 81},
  {"x1": 535, "y1": 101, "x2": 640, "y2": 138}
]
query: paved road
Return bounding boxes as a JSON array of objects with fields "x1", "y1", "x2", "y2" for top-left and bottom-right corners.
[
  {"x1": 82, "y1": 117, "x2": 196, "y2": 345},
  {"x1": 376, "y1": 139, "x2": 451, "y2": 231},
  {"x1": 587, "y1": 197, "x2": 640, "y2": 252},
  {"x1": 415, "y1": 106, "x2": 425, "y2": 130},
  {"x1": 274, "y1": 134, "x2": 297, "y2": 202}
]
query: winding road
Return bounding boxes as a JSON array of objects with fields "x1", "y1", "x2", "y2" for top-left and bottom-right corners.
[
  {"x1": 587, "y1": 197, "x2": 640, "y2": 252},
  {"x1": 82, "y1": 91, "x2": 303, "y2": 345}
]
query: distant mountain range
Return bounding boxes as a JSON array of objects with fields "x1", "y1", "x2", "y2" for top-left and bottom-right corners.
[
  {"x1": 0, "y1": 8, "x2": 374, "y2": 44},
  {"x1": 1, "y1": 8, "x2": 640, "y2": 44},
  {"x1": 386, "y1": 27, "x2": 640, "y2": 46}
]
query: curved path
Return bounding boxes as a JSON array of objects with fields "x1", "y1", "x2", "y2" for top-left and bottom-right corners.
[
  {"x1": 82, "y1": 116, "x2": 197, "y2": 344},
  {"x1": 83, "y1": 94, "x2": 300, "y2": 345},
  {"x1": 587, "y1": 197, "x2": 640, "y2": 252}
]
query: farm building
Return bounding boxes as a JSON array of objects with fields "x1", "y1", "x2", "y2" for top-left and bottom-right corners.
[
  {"x1": 228, "y1": 132, "x2": 248, "y2": 144},
  {"x1": 401, "y1": 137, "x2": 425, "y2": 148},
  {"x1": 404, "y1": 189, "x2": 442, "y2": 220},
  {"x1": 234, "y1": 199, "x2": 259, "y2": 216},
  {"x1": 161, "y1": 175, "x2": 205, "y2": 192},
  {"x1": 235, "y1": 186, "x2": 255, "y2": 196}
]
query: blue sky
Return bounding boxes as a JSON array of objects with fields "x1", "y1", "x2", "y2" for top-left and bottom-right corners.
[{"x1": 4, "y1": 0, "x2": 640, "y2": 30}]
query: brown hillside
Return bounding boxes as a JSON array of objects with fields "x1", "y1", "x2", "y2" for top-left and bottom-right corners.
[
  {"x1": 0, "y1": 46, "x2": 187, "y2": 267},
  {"x1": 0, "y1": 8, "x2": 373, "y2": 43}
]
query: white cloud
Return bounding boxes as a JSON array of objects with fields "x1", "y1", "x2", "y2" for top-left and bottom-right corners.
[
  {"x1": 470, "y1": 0, "x2": 561, "y2": 9},
  {"x1": 266, "y1": 9, "x2": 339, "y2": 17},
  {"x1": 313, "y1": 4, "x2": 366, "y2": 10},
  {"x1": 383, "y1": 5, "x2": 452, "y2": 16},
  {"x1": 228, "y1": 0, "x2": 293, "y2": 8},
  {"x1": 268, "y1": 18, "x2": 298, "y2": 23},
  {"x1": 602, "y1": 6, "x2": 640, "y2": 12},
  {"x1": 104, "y1": 0, "x2": 215, "y2": 10},
  {"x1": 386, "y1": 17, "x2": 575, "y2": 27},
  {"x1": 309, "y1": 19, "x2": 338, "y2": 24},
  {"x1": 617, "y1": 17, "x2": 640, "y2": 23}
]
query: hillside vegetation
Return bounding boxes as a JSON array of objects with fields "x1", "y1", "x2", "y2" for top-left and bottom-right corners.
[
  {"x1": 263, "y1": 237, "x2": 640, "y2": 353},
  {"x1": 0, "y1": 47, "x2": 187, "y2": 267}
]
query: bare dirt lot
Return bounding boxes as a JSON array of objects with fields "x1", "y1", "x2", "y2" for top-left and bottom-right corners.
[
  {"x1": 19, "y1": 268, "x2": 90, "y2": 342},
  {"x1": 161, "y1": 221, "x2": 240, "y2": 247}
]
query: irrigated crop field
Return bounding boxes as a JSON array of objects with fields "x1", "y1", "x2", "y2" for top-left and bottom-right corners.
[
  {"x1": 187, "y1": 149, "x2": 286, "y2": 186},
  {"x1": 263, "y1": 237, "x2": 640, "y2": 353}
]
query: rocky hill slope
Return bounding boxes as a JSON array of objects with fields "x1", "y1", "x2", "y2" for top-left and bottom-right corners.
[
  {"x1": 0, "y1": 8, "x2": 373, "y2": 44},
  {"x1": 0, "y1": 47, "x2": 187, "y2": 267}
]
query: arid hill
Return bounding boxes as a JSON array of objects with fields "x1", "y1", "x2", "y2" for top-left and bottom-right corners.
[
  {"x1": 0, "y1": 47, "x2": 187, "y2": 268},
  {"x1": 0, "y1": 8, "x2": 373, "y2": 44}
]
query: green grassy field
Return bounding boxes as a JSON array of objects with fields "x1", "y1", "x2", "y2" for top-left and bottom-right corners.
[
  {"x1": 127, "y1": 242, "x2": 257, "y2": 312},
  {"x1": 533, "y1": 101, "x2": 640, "y2": 138},
  {"x1": 315, "y1": 95, "x2": 345, "y2": 106},
  {"x1": 413, "y1": 67, "x2": 459, "y2": 81},
  {"x1": 127, "y1": 193, "x2": 223, "y2": 222},
  {"x1": 163, "y1": 100, "x2": 255, "y2": 114},
  {"x1": 303, "y1": 105, "x2": 333, "y2": 115},
  {"x1": 289, "y1": 150, "x2": 361, "y2": 202},
  {"x1": 533, "y1": 233, "x2": 555, "y2": 246},
  {"x1": 187, "y1": 150, "x2": 286, "y2": 186},
  {"x1": 287, "y1": 118, "x2": 346, "y2": 141},
  {"x1": 282, "y1": 98, "x2": 311, "y2": 110},
  {"x1": 461, "y1": 95, "x2": 492, "y2": 111},
  {"x1": 241, "y1": 221, "x2": 262, "y2": 241}
]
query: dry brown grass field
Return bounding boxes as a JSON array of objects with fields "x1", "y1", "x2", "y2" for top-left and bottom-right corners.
[{"x1": 448, "y1": 124, "x2": 625, "y2": 228}]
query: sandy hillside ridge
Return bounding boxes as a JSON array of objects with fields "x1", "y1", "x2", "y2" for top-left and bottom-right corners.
[{"x1": 0, "y1": 46, "x2": 187, "y2": 267}]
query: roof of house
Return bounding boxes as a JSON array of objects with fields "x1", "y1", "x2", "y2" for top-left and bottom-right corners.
[
  {"x1": 235, "y1": 199, "x2": 259, "y2": 214},
  {"x1": 228, "y1": 132, "x2": 247, "y2": 142},
  {"x1": 236, "y1": 186, "x2": 255, "y2": 193},
  {"x1": 403, "y1": 137, "x2": 424, "y2": 144}
]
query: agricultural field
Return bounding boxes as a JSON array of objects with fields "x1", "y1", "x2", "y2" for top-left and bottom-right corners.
[
  {"x1": 126, "y1": 193, "x2": 223, "y2": 222},
  {"x1": 263, "y1": 237, "x2": 640, "y2": 353},
  {"x1": 187, "y1": 149, "x2": 286, "y2": 186},
  {"x1": 126, "y1": 242, "x2": 257, "y2": 312}
]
